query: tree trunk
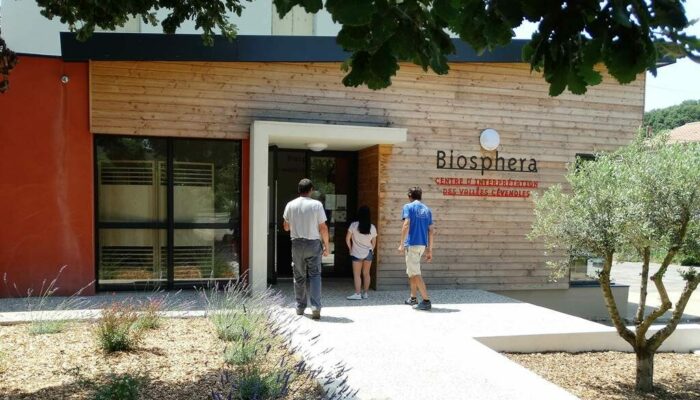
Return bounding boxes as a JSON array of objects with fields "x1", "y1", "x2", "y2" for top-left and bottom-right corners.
[{"x1": 635, "y1": 349, "x2": 654, "y2": 393}]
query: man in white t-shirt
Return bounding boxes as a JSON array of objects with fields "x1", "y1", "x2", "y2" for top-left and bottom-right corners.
[{"x1": 283, "y1": 178, "x2": 330, "y2": 320}]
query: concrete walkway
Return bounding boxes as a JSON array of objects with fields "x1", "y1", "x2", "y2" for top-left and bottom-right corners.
[{"x1": 278, "y1": 283, "x2": 585, "y2": 400}]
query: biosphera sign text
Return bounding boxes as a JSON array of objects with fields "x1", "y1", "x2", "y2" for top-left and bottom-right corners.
[
  {"x1": 436, "y1": 150, "x2": 538, "y2": 175},
  {"x1": 435, "y1": 150, "x2": 540, "y2": 199}
]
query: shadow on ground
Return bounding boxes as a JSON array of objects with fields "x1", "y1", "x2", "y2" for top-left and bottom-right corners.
[
  {"x1": 4, "y1": 368, "x2": 325, "y2": 400},
  {"x1": 587, "y1": 379, "x2": 700, "y2": 400}
]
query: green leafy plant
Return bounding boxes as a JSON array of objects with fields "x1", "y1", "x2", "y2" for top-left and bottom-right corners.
[
  {"x1": 95, "y1": 302, "x2": 143, "y2": 352},
  {"x1": 93, "y1": 373, "x2": 146, "y2": 400}
]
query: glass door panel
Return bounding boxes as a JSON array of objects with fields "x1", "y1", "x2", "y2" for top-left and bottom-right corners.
[
  {"x1": 173, "y1": 140, "x2": 241, "y2": 284},
  {"x1": 96, "y1": 137, "x2": 168, "y2": 286},
  {"x1": 98, "y1": 229, "x2": 167, "y2": 284},
  {"x1": 173, "y1": 229, "x2": 239, "y2": 281},
  {"x1": 96, "y1": 137, "x2": 167, "y2": 223}
]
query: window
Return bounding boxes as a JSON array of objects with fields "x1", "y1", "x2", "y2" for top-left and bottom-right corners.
[{"x1": 95, "y1": 136, "x2": 241, "y2": 289}]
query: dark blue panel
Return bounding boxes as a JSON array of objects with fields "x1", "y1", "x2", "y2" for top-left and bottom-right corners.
[{"x1": 60, "y1": 32, "x2": 527, "y2": 63}]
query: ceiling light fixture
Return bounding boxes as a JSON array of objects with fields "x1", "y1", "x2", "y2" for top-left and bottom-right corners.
[{"x1": 307, "y1": 142, "x2": 328, "y2": 152}]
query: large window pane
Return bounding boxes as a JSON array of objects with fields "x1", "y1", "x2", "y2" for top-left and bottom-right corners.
[
  {"x1": 96, "y1": 137, "x2": 167, "y2": 223},
  {"x1": 173, "y1": 140, "x2": 241, "y2": 224},
  {"x1": 173, "y1": 229, "x2": 240, "y2": 281},
  {"x1": 96, "y1": 136, "x2": 241, "y2": 288},
  {"x1": 98, "y1": 229, "x2": 167, "y2": 284}
]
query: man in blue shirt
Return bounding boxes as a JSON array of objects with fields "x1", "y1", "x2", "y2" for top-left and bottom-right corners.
[{"x1": 398, "y1": 186, "x2": 435, "y2": 311}]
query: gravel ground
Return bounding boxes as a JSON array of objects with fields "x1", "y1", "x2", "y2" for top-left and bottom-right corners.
[
  {"x1": 506, "y1": 352, "x2": 700, "y2": 400},
  {"x1": 0, "y1": 318, "x2": 320, "y2": 400}
]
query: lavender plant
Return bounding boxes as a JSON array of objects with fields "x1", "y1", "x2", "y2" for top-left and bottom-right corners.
[
  {"x1": 2, "y1": 265, "x2": 93, "y2": 335},
  {"x1": 207, "y1": 283, "x2": 357, "y2": 399}
]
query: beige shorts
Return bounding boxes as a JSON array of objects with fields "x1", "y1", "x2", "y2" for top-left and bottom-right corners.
[{"x1": 405, "y1": 245, "x2": 426, "y2": 277}]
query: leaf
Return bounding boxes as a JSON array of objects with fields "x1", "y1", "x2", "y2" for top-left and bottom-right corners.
[
  {"x1": 273, "y1": 0, "x2": 323, "y2": 18},
  {"x1": 326, "y1": 0, "x2": 374, "y2": 26},
  {"x1": 336, "y1": 26, "x2": 370, "y2": 51}
]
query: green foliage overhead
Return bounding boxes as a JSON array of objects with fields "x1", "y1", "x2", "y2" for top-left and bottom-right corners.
[
  {"x1": 644, "y1": 99, "x2": 700, "y2": 133},
  {"x1": 15, "y1": 0, "x2": 700, "y2": 95},
  {"x1": 35, "y1": 0, "x2": 249, "y2": 45}
]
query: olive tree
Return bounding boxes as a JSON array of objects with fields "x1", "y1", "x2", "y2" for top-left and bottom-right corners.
[
  {"x1": 530, "y1": 137, "x2": 700, "y2": 392},
  {"x1": 1, "y1": 0, "x2": 699, "y2": 95}
]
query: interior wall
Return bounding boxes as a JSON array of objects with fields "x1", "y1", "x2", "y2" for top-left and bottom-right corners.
[{"x1": 0, "y1": 56, "x2": 94, "y2": 297}]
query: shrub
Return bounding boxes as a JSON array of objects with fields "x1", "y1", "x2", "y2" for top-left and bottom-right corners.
[
  {"x1": 134, "y1": 298, "x2": 164, "y2": 330},
  {"x1": 93, "y1": 373, "x2": 146, "y2": 400},
  {"x1": 236, "y1": 369, "x2": 286, "y2": 400},
  {"x1": 224, "y1": 341, "x2": 260, "y2": 366},
  {"x1": 213, "y1": 310, "x2": 265, "y2": 342},
  {"x1": 680, "y1": 255, "x2": 700, "y2": 267},
  {"x1": 203, "y1": 282, "x2": 270, "y2": 342},
  {"x1": 95, "y1": 303, "x2": 143, "y2": 352}
]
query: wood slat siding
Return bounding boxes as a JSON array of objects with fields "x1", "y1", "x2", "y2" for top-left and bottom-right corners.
[{"x1": 90, "y1": 61, "x2": 644, "y2": 290}]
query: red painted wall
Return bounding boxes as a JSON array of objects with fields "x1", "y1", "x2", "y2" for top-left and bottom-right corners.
[{"x1": 0, "y1": 56, "x2": 95, "y2": 297}]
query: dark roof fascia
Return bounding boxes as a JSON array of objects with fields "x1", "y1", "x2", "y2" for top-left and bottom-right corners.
[{"x1": 60, "y1": 32, "x2": 527, "y2": 63}]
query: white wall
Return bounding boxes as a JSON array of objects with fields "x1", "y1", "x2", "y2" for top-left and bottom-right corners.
[
  {"x1": 313, "y1": 8, "x2": 340, "y2": 36},
  {"x1": 1, "y1": 0, "x2": 309, "y2": 56},
  {"x1": 138, "y1": 2, "x2": 273, "y2": 36}
]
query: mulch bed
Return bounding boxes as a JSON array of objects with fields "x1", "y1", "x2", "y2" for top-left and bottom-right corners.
[
  {"x1": 0, "y1": 318, "x2": 321, "y2": 399},
  {"x1": 506, "y1": 352, "x2": 700, "y2": 400}
]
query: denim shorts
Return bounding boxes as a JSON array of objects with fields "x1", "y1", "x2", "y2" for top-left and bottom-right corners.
[{"x1": 351, "y1": 250, "x2": 373, "y2": 262}]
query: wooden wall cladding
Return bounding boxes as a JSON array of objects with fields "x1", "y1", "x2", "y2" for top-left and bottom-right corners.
[{"x1": 90, "y1": 61, "x2": 644, "y2": 290}]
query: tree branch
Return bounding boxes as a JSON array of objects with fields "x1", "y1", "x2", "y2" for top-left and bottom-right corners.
[
  {"x1": 600, "y1": 253, "x2": 636, "y2": 346},
  {"x1": 647, "y1": 275, "x2": 700, "y2": 352},
  {"x1": 635, "y1": 246, "x2": 651, "y2": 325},
  {"x1": 639, "y1": 211, "x2": 691, "y2": 338}
]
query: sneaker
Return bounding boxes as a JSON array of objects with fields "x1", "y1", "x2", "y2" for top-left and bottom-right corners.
[
  {"x1": 404, "y1": 297, "x2": 418, "y2": 306},
  {"x1": 347, "y1": 293, "x2": 362, "y2": 300},
  {"x1": 311, "y1": 310, "x2": 321, "y2": 320},
  {"x1": 414, "y1": 300, "x2": 432, "y2": 311},
  {"x1": 361, "y1": 291, "x2": 368, "y2": 299},
  {"x1": 296, "y1": 307, "x2": 305, "y2": 316}
]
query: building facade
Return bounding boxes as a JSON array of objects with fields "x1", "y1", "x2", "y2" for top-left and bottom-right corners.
[{"x1": 0, "y1": 2, "x2": 644, "y2": 305}]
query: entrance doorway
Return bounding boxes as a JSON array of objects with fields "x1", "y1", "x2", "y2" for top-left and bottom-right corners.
[{"x1": 267, "y1": 148, "x2": 357, "y2": 283}]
